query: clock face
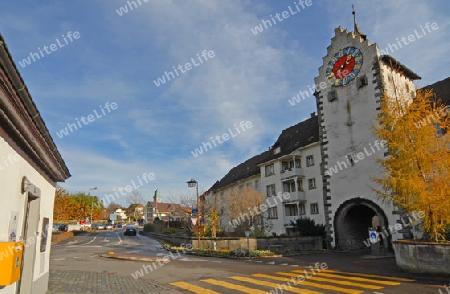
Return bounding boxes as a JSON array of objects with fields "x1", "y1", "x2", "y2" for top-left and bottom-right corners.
[{"x1": 326, "y1": 47, "x2": 363, "y2": 87}]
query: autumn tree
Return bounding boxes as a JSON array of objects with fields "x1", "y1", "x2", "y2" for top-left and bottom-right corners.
[
  {"x1": 373, "y1": 89, "x2": 450, "y2": 241},
  {"x1": 53, "y1": 185, "x2": 70, "y2": 221},
  {"x1": 53, "y1": 187, "x2": 104, "y2": 222},
  {"x1": 201, "y1": 191, "x2": 222, "y2": 238},
  {"x1": 227, "y1": 186, "x2": 272, "y2": 236}
]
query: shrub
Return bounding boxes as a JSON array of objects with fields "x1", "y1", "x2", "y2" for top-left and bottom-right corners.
[
  {"x1": 291, "y1": 217, "x2": 325, "y2": 237},
  {"x1": 162, "y1": 227, "x2": 178, "y2": 234},
  {"x1": 143, "y1": 223, "x2": 156, "y2": 232}
]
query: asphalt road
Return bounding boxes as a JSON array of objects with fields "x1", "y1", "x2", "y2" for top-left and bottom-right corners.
[{"x1": 50, "y1": 230, "x2": 450, "y2": 293}]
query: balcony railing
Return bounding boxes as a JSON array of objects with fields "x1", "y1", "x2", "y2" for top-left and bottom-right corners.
[
  {"x1": 282, "y1": 191, "x2": 306, "y2": 202},
  {"x1": 280, "y1": 167, "x2": 304, "y2": 179}
]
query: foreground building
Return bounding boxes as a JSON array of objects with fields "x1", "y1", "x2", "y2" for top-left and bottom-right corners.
[
  {"x1": 0, "y1": 33, "x2": 70, "y2": 293},
  {"x1": 209, "y1": 20, "x2": 447, "y2": 250}
]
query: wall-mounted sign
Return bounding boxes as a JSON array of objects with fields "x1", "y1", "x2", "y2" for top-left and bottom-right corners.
[{"x1": 8, "y1": 212, "x2": 19, "y2": 242}]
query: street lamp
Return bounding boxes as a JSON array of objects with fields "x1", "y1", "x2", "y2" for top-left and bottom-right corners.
[
  {"x1": 187, "y1": 179, "x2": 200, "y2": 249},
  {"x1": 89, "y1": 187, "x2": 98, "y2": 224}
]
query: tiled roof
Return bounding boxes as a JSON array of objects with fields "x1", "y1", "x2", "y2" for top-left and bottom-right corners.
[
  {"x1": 211, "y1": 115, "x2": 319, "y2": 191},
  {"x1": 419, "y1": 77, "x2": 450, "y2": 106}
]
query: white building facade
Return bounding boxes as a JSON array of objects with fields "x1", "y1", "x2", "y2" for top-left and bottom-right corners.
[{"x1": 0, "y1": 33, "x2": 70, "y2": 293}]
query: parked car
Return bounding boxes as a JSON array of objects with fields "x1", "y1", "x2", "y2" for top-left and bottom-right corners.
[
  {"x1": 97, "y1": 224, "x2": 105, "y2": 230},
  {"x1": 105, "y1": 224, "x2": 113, "y2": 230},
  {"x1": 80, "y1": 223, "x2": 91, "y2": 231},
  {"x1": 52, "y1": 224, "x2": 60, "y2": 232},
  {"x1": 59, "y1": 224, "x2": 68, "y2": 232},
  {"x1": 91, "y1": 223, "x2": 99, "y2": 230},
  {"x1": 124, "y1": 225, "x2": 137, "y2": 236},
  {"x1": 116, "y1": 223, "x2": 123, "y2": 228}
]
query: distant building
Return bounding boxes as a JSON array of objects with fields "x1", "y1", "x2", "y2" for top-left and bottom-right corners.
[
  {"x1": 0, "y1": 33, "x2": 70, "y2": 293},
  {"x1": 114, "y1": 208, "x2": 127, "y2": 220},
  {"x1": 144, "y1": 189, "x2": 190, "y2": 223}
]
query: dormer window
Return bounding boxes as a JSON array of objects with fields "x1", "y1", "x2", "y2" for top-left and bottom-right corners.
[{"x1": 273, "y1": 146, "x2": 281, "y2": 154}]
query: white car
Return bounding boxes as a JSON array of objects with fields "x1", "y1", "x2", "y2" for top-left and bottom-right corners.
[{"x1": 105, "y1": 224, "x2": 113, "y2": 230}]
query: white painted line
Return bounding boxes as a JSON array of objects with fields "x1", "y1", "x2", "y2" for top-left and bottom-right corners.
[
  {"x1": 53, "y1": 258, "x2": 65, "y2": 261},
  {"x1": 267, "y1": 262, "x2": 275, "y2": 264},
  {"x1": 280, "y1": 263, "x2": 288, "y2": 265},
  {"x1": 125, "y1": 250, "x2": 142, "y2": 254},
  {"x1": 84, "y1": 236, "x2": 96, "y2": 245},
  {"x1": 67, "y1": 240, "x2": 79, "y2": 245},
  {"x1": 289, "y1": 264, "x2": 299, "y2": 267},
  {"x1": 102, "y1": 238, "x2": 110, "y2": 242},
  {"x1": 114, "y1": 232, "x2": 122, "y2": 245},
  {"x1": 66, "y1": 245, "x2": 102, "y2": 248},
  {"x1": 255, "y1": 261, "x2": 263, "y2": 263}
]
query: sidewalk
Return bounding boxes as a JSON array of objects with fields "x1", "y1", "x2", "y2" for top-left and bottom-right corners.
[{"x1": 47, "y1": 270, "x2": 169, "y2": 293}]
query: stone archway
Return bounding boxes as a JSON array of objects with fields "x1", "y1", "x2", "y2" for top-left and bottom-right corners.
[{"x1": 334, "y1": 198, "x2": 390, "y2": 250}]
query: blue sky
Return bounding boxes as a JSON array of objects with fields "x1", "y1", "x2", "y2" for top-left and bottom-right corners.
[{"x1": 1, "y1": 0, "x2": 449, "y2": 206}]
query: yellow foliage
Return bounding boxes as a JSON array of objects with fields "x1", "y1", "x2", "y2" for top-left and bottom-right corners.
[{"x1": 373, "y1": 89, "x2": 450, "y2": 241}]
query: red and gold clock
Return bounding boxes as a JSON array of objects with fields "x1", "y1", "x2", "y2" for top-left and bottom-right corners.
[{"x1": 326, "y1": 47, "x2": 363, "y2": 87}]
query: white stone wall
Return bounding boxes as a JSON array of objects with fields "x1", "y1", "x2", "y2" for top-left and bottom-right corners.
[
  {"x1": 315, "y1": 27, "x2": 416, "y2": 248},
  {"x1": 0, "y1": 136, "x2": 56, "y2": 294}
]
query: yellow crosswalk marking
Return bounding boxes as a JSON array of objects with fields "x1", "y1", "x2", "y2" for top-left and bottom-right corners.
[
  {"x1": 170, "y1": 281, "x2": 220, "y2": 294},
  {"x1": 321, "y1": 269, "x2": 415, "y2": 282},
  {"x1": 230, "y1": 276, "x2": 322, "y2": 294},
  {"x1": 283, "y1": 271, "x2": 384, "y2": 290},
  {"x1": 201, "y1": 278, "x2": 268, "y2": 293},
  {"x1": 252, "y1": 273, "x2": 363, "y2": 294},
  {"x1": 310, "y1": 272, "x2": 400, "y2": 286}
]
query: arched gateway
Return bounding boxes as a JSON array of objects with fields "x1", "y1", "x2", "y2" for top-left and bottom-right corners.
[{"x1": 333, "y1": 198, "x2": 390, "y2": 250}]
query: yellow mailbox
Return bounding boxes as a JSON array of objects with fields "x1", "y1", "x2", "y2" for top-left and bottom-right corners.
[{"x1": 0, "y1": 241, "x2": 24, "y2": 285}]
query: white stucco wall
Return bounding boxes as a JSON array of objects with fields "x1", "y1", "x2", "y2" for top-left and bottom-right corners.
[
  {"x1": 314, "y1": 27, "x2": 416, "y2": 247},
  {"x1": 0, "y1": 136, "x2": 56, "y2": 294}
]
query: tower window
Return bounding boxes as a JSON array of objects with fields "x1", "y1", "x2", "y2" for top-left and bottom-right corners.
[
  {"x1": 328, "y1": 90, "x2": 337, "y2": 102},
  {"x1": 357, "y1": 75, "x2": 368, "y2": 88}
]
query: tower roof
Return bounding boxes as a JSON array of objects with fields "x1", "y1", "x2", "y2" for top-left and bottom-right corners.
[{"x1": 352, "y1": 5, "x2": 366, "y2": 41}]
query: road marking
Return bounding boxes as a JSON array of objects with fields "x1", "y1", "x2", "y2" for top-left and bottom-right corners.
[
  {"x1": 102, "y1": 238, "x2": 110, "y2": 242},
  {"x1": 231, "y1": 276, "x2": 322, "y2": 294},
  {"x1": 53, "y1": 258, "x2": 65, "y2": 261},
  {"x1": 201, "y1": 278, "x2": 267, "y2": 293},
  {"x1": 84, "y1": 236, "x2": 96, "y2": 245},
  {"x1": 322, "y1": 269, "x2": 415, "y2": 282},
  {"x1": 66, "y1": 245, "x2": 102, "y2": 248},
  {"x1": 114, "y1": 232, "x2": 122, "y2": 245},
  {"x1": 67, "y1": 240, "x2": 79, "y2": 245},
  {"x1": 267, "y1": 261, "x2": 275, "y2": 265},
  {"x1": 125, "y1": 250, "x2": 142, "y2": 254},
  {"x1": 285, "y1": 271, "x2": 384, "y2": 290},
  {"x1": 253, "y1": 273, "x2": 363, "y2": 294},
  {"x1": 310, "y1": 272, "x2": 401, "y2": 286},
  {"x1": 170, "y1": 281, "x2": 219, "y2": 294}
]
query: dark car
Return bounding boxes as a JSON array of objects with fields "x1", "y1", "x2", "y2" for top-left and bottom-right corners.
[
  {"x1": 116, "y1": 223, "x2": 123, "y2": 228},
  {"x1": 124, "y1": 225, "x2": 137, "y2": 236},
  {"x1": 59, "y1": 224, "x2": 68, "y2": 232}
]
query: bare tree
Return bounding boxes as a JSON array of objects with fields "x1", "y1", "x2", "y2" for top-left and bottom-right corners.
[
  {"x1": 227, "y1": 187, "x2": 272, "y2": 236},
  {"x1": 126, "y1": 190, "x2": 144, "y2": 205}
]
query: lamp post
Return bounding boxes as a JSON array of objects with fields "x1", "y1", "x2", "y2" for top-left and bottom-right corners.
[
  {"x1": 89, "y1": 187, "x2": 98, "y2": 224},
  {"x1": 187, "y1": 179, "x2": 200, "y2": 249}
]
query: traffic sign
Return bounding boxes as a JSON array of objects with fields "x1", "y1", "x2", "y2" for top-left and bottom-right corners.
[{"x1": 192, "y1": 208, "x2": 198, "y2": 214}]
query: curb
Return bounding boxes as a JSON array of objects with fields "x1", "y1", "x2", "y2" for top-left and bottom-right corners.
[{"x1": 100, "y1": 254, "x2": 161, "y2": 262}]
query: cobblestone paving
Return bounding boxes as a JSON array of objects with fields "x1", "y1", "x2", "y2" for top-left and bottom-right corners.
[{"x1": 47, "y1": 270, "x2": 170, "y2": 293}]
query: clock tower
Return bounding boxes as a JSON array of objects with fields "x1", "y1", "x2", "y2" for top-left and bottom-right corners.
[{"x1": 314, "y1": 11, "x2": 421, "y2": 250}]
